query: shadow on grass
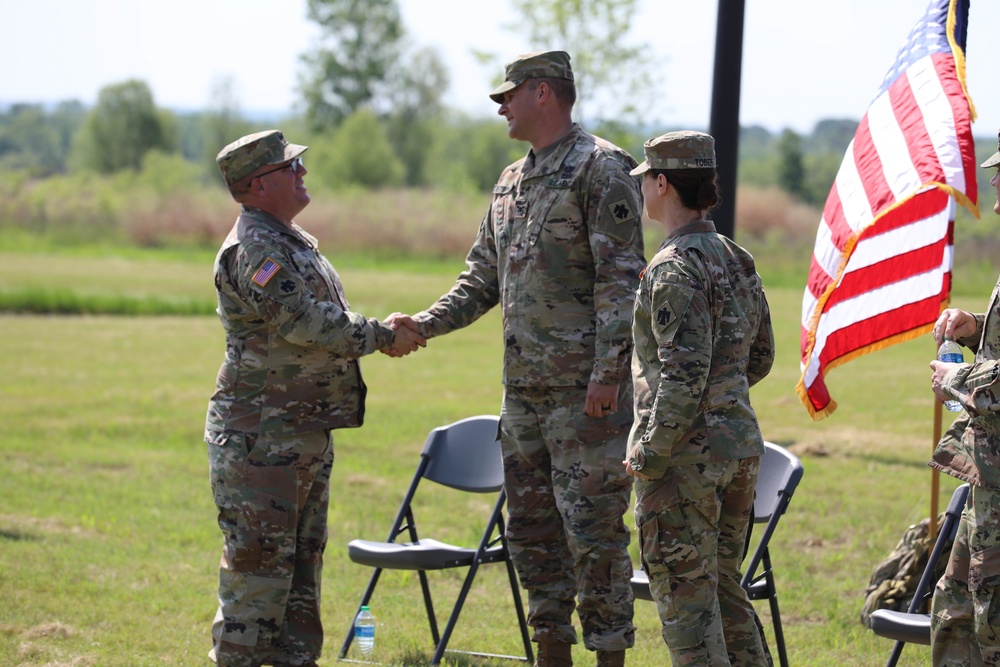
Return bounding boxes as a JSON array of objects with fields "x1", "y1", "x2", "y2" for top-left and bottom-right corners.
[
  {"x1": 772, "y1": 437, "x2": 933, "y2": 471},
  {"x1": 0, "y1": 528, "x2": 40, "y2": 542}
]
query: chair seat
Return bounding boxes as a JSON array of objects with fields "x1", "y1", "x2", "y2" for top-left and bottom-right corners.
[
  {"x1": 630, "y1": 570, "x2": 654, "y2": 602},
  {"x1": 869, "y1": 609, "x2": 931, "y2": 645},
  {"x1": 348, "y1": 538, "x2": 506, "y2": 571},
  {"x1": 632, "y1": 568, "x2": 771, "y2": 602}
]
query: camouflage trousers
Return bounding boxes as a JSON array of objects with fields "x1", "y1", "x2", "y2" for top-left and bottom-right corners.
[
  {"x1": 500, "y1": 385, "x2": 635, "y2": 652},
  {"x1": 932, "y1": 485, "x2": 1000, "y2": 667},
  {"x1": 206, "y1": 429, "x2": 333, "y2": 667},
  {"x1": 636, "y1": 457, "x2": 768, "y2": 666}
]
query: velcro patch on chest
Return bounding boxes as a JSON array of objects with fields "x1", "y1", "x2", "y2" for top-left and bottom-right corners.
[{"x1": 251, "y1": 258, "x2": 282, "y2": 287}]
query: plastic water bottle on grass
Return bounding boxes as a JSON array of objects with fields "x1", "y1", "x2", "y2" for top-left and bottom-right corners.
[
  {"x1": 354, "y1": 605, "x2": 375, "y2": 656},
  {"x1": 937, "y1": 339, "x2": 964, "y2": 412}
]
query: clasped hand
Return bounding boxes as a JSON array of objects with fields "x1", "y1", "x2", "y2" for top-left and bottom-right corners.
[{"x1": 380, "y1": 312, "x2": 426, "y2": 358}]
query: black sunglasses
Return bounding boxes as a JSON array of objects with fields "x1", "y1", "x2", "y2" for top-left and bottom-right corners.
[{"x1": 255, "y1": 157, "x2": 303, "y2": 179}]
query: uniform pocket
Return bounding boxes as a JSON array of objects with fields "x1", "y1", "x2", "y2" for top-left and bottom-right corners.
[
  {"x1": 215, "y1": 484, "x2": 295, "y2": 573},
  {"x1": 968, "y1": 545, "x2": 1000, "y2": 592},
  {"x1": 637, "y1": 498, "x2": 710, "y2": 650},
  {"x1": 969, "y1": 546, "x2": 1000, "y2": 648}
]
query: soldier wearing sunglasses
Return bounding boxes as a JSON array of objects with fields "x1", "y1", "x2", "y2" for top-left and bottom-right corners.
[{"x1": 204, "y1": 130, "x2": 425, "y2": 667}]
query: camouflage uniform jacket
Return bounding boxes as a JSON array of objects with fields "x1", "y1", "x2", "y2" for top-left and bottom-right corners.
[
  {"x1": 415, "y1": 124, "x2": 645, "y2": 387},
  {"x1": 931, "y1": 277, "x2": 1000, "y2": 489},
  {"x1": 204, "y1": 206, "x2": 395, "y2": 439},
  {"x1": 627, "y1": 220, "x2": 775, "y2": 490}
]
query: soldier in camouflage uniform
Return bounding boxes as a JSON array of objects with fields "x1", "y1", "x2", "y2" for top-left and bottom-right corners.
[
  {"x1": 624, "y1": 132, "x2": 775, "y2": 666},
  {"x1": 390, "y1": 51, "x2": 645, "y2": 667},
  {"x1": 204, "y1": 130, "x2": 424, "y2": 667},
  {"x1": 929, "y1": 131, "x2": 1000, "y2": 666}
]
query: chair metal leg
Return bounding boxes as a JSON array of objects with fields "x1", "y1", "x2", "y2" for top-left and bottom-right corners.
[
  {"x1": 430, "y1": 552, "x2": 485, "y2": 665},
  {"x1": 418, "y1": 569, "x2": 441, "y2": 646},
  {"x1": 430, "y1": 494, "x2": 532, "y2": 665},
  {"x1": 885, "y1": 640, "x2": 905, "y2": 667},
  {"x1": 766, "y1": 582, "x2": 788, "y2": 667},
  {"x1": 338, "y1": 568, "x2": 383, "y2": 659},
  {"x1": 505, "y1": 557, "x2": 533, "y2": 662},
  {"x1": 757, "y1": 551, "x2": 788, "y2": 667},
  {"x1": 499, "y1": 512, "x2": 533, "y2": 663}
]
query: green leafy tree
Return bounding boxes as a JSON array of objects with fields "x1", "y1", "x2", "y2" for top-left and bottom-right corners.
[
  {"x1": 803, "y1": 119, "x2": 856, "y2": 206},
  {"x1": 810, "y1": 118, "x2": 858, "y2": 155},
  {"x1": 777, "y1": 128, "x2": 806, "y2": 200},
  {"x1": 504, "y1": 0, "x2": 654, "y2": 124},
  {"x1": 383, "y1": 46, "x2": 449, "y2": 187},
  {"x1": 0, "y1": 104, "x2": 63, "y2": 175},
  {"x1": 200, "y1": 75, "x2": 252, "y2": 180},
  {"x1": 308, "y1": 109, "x2": 405, "y2": 189},
  {"x1": 299, "y1": 0, "x2": 403, "y2": 130},
  {"x1": 804, "y1": 151, "x2": 843, "y2": 207},
  {"x1": 49, "y1": 101, "x2": 87, "y2": 170},
  {"x1": 426, "y1": 117, "x2": 524, "y2": 193},
  {"x1": 72, "y1": 79, "x2": 175, "y2": 173},
  {"x1": 735, "y1": 126, "x2": 778, "y2": 189}
]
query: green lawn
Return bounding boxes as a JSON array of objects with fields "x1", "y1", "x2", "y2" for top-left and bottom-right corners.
[{"x1": 0, "y1": 248, "x2": 988, "y2": 666}]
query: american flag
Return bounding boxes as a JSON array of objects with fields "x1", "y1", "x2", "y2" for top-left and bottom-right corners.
[
  {"x1": 251, "y1": 258, "x2": 282, "y2": 287},
  {"x1": 797, "y1": 0, "x2": 979, "y2": 420}
]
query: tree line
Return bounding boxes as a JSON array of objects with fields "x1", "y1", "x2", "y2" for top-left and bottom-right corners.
[
  {"x1": 0, "y1": 87, "x2": 858, "y2": 205},
  {"x1": 0, "y1": 0, "x2": 863, "y2": 206}
]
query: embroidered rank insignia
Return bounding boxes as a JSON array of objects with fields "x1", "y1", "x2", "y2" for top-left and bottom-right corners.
[
  {"x1": 608, "y1": 198, "x2": 636, "y2": 224},
  {"x1": 252, "y1": 258, "x2": 281, "y2": 287}
]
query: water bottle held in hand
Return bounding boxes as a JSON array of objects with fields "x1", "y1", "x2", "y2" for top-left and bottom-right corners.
[
  {"x1": 354, "y1": 605, "x2": 375, "y2": 656},
  {"x1": 937, "y1": 339, "x2": 964, "y2": 412}
]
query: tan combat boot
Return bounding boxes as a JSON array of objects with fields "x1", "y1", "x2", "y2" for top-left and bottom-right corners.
[
  {"x1": 596, "y1": 649, "x2": 625, "y2": 667},
  {"x1": 534, "y1": 640, "x2": 573, "y2": 667}
]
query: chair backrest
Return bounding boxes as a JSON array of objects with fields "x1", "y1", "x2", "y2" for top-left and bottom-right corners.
[
  {"x1": 943, "y1": 483, "x2": 970, "y2": 533},
  {"x1": 754, "y1": 442, "x2": 805, "y2": 524},
  {"x1": 420, "y1": 415, "x2": 503, "y2": 493}
]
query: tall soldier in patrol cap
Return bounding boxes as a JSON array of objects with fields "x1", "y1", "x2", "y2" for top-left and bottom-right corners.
[
  {"x1": 625, "y1": 131, "x2": 774, "y2": 666},
  {"x1": 929, "y1": 130, "x2": 1000, "y2": 666},
  {"x1": 389, "y1": 51, "x2": 645, "y2": 667},
  {"x1": 205, "y1": 130, "x2": 424, "y2": 667}
]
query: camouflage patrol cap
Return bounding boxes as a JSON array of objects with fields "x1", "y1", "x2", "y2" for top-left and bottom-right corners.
[
  {"x1": 216, "y1": 129, "x2": 308, "y2": 185},
  {"x1": 630, "y1": 131, "x2": 717, "y2": 176},
  {"x1": 981, "y1": 129, "x2": 1000, "y2": 169},
  {"x1": 489, "y1": 50, "x2": 574, "y2": 103}
]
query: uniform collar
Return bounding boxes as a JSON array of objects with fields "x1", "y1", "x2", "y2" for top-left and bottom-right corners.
[{"x1": 238, "y1": 206, "x2": 318, "y2": 248}]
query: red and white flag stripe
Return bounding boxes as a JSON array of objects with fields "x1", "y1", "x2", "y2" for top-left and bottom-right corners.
[{"x1": 797, "y1": 0, "x2": 978, "y2": 420}]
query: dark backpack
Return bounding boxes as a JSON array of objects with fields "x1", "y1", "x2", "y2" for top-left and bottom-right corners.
[{"x1": 860, "y1": 513, "x2": 951, "y2": 628}]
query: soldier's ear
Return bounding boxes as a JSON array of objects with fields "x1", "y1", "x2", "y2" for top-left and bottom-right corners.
[{"x1": 536, "y1": 81, "x2": 550, "y2": 103}]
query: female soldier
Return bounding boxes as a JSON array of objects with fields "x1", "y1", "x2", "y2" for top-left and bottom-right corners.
[{"x1": 625, "y1": 131, "x2": 775, "y2": 666}]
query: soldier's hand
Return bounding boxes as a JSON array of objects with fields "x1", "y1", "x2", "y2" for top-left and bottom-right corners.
[
  {"x1": 379, "y1": 313, "x2": 426, "y2": 357},
  {"x1": 585, "y1": 382, "x2": 619, "y2": 418},
  {"x1": 932, "y1": 309, "x2": 976, "y2": 345},
  {"x1": 392, "y1": 326, "x2": 426, "y2": 356}
]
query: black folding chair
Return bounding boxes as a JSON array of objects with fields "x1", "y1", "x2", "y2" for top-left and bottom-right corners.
[
  {"x1": 869, "y1": 483, "x2": 970, "y2": 667},
  {"x1": 337, "y1": 415, "x2": 532, "y2": 665},
  {"x1": 630, "y1": 441, "x2": 804, "y2": 667}
]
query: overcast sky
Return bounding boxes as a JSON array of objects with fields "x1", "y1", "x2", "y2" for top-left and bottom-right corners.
[{"x1": 2, "y1": 0, "x2": 999, "y2": 137}]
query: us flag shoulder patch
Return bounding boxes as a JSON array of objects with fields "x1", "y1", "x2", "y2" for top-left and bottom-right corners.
[{"x1": 251, "y1": 258, "x2": 282, "y2": 287}]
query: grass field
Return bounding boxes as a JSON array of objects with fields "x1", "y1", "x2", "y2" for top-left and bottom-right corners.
[{"x1": 0, "y1": 244, "x2": 989, "y2": 666}]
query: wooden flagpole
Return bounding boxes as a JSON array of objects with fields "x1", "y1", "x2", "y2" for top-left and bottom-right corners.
[{"x1": 930, "y1": 399, "x2": 943, "y2": 539}]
